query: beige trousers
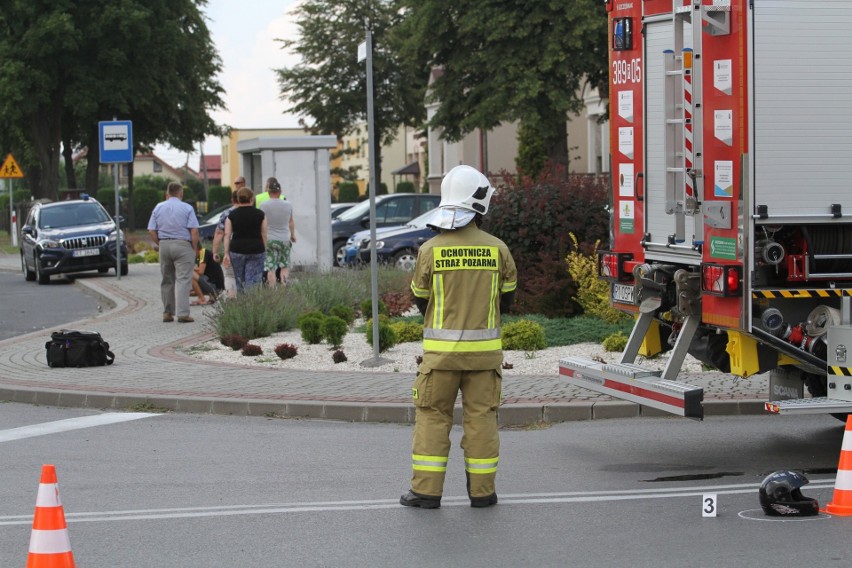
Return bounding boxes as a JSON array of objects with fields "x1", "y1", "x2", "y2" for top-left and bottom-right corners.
[{"x1": 409, "y1": 367, "x2": 502, "y2": 498}]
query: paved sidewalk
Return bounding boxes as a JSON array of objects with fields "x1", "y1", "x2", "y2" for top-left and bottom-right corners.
[{"x1": 0, "y1": 252, "x2": 770, "y2": 424}]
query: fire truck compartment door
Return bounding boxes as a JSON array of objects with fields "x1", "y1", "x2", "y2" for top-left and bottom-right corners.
[
  {"x1": 644, "y1": 18, "x2": 700, "y2": 262},
  {"x1": 752, "y1": 1, "x2": 852, "y2": 222}
]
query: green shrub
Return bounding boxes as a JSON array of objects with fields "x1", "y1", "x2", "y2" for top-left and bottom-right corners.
[
  {"x1": 209, "y1": 286, "x2": 305, "y2": 340},
  {"x1": 396, "y1": 181, "x2": 415, "y2": 193},
  {"x1": 128, "y1": 255, "x2": 144, "y2": 264},
  {"x1": 390, "y1": 321, "x2": 423, "y2": 343},
  {"x1": 143, "y1": 250, "x2": 159, "y2": 263},
  {"x1": 329, "y1": 304, "x2": 356, "y2": 325},
  {"x1": 298, "y1": 313, "x2": 325, "y2": 344},
  {"x1": 602, "y1": 331, "x2": 628, "y2": 352},
  {"x1": 132, "y1": 188, "x2": 161, "y2": 231},
  {"x1": 322, "y1": 316, "x2": 348, "y2": 348},
  {"x1": 208, "y1": 185, "x2": 232, "y2": 209},
  {"x1": 96, "y1": 187, "x2": 128, "y2": 207},
  {"x1": 365, "y1": 317, "x2": 397, "y2": 352},
  {"x1": 366, "y1": 182, "x2": 388, "y2": 195},
  {"x1": 360, "y1": 298, "x2": 388, "y2": 318},
  {"x1": 566, "y1": 233, "x2": 628, "y2": 324},
  {"x1": 502, "y1": 319, "x2": 547, "y2": 352},
  {"x1": 338, "y1": 182, "x2": 360, "y2": 202}
]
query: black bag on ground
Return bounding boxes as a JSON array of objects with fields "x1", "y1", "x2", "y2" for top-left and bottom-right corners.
[{"x1": 45, "y1": 330, "x2": 115, "y2": 368}]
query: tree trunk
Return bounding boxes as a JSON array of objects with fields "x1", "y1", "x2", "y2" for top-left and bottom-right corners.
[
  {"x1": 62, "y1": 137, "x2": 77, "y2": 190},
  {"x1": 127, "y1": 160, "x2": 135, "y2": 230},
  {"x1": 28, "y1": 99, "x2": 63, "y2": 201},
  {"x1": 85, "y1": 122, "x2": 101, "y2": 194}
]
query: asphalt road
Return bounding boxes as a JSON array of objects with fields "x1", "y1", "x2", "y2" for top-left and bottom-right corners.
[
  {"x1": 0, "y1": 404, "x2": 849, "y2": 567},
  {"x1": 0, "y1": 270, "x2": 105, "y2": 340}
]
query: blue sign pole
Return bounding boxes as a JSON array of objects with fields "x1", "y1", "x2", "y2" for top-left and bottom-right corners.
[{"x1": 99, "y1": 120, "x2": 133, "y2": 280}]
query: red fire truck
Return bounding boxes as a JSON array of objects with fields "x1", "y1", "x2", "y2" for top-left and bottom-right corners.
[{"x1": 560, "y1": 0, "x2": 852, "y2": 419}]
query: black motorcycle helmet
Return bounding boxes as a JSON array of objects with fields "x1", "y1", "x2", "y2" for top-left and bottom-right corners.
[{"x1": 758, "y1": 470, "x2": 819, "y2": 516}]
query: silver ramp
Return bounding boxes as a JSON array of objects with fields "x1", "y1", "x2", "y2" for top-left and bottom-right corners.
[
  {"x1": 560, "y1": 356, "x2": 704, "y2": 420},
  {"x1": 765, "y1": 397, "x2": 852, "y2": 415}
]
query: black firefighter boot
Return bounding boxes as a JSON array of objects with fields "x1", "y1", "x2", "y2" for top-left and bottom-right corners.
[
  {"x1": 399, "y1": 490, "x2": 442, "y2": 509},
  {"x1": 467, "y1": 472, "x2": 498, "y2": 508}
]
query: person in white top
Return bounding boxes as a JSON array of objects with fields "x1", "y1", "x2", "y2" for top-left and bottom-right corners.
[{"x1": 258, "y1": 178, "x2": 296, "y2": 286}]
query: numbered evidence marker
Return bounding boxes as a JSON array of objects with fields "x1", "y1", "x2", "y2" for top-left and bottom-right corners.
[{"x1": 702, "y1": 493, "x2": 718, "y2": 518}]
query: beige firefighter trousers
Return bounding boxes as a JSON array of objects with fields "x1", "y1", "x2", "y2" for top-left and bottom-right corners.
[{"x1": 410, "y1": 367, "x2": 502, "y2": 498}]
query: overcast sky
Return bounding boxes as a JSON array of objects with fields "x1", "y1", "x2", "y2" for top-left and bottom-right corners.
[{"x1": 154, "y1": 0, "x2": 304, "y2": 171}]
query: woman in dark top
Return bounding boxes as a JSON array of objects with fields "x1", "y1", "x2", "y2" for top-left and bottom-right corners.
[{"x1": 223, "y1": 187, "x2": 267, "y2": 292}]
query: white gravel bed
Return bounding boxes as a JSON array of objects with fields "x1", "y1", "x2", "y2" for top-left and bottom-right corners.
[{"x1": 186, "y1": 319, "x2": 706, "y2": 375}]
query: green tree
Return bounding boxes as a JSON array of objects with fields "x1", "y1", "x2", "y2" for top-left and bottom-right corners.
[
  {"x1": 398, "y1": 0, "x2": 608, "y2": 176},
  {"x1": 275, "y1": 0, "x2": 427, "y2": 190},
  {"x1": 0, "y1": 1, "x2": 223, "y2": 200}
]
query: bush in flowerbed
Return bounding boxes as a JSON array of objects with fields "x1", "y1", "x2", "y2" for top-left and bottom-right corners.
[
  {"x1": 288, "y1": 269, "x2": 367, "y2": 314},
  {"x1": 298, "y1": 312, "x2": 325, "y2": 344},
  {"x1": 143, "y1": 250, "x2": 160, "y2": 264},
  {"x1": 483, "y1": 164, "x2": 609, "y2": 317},
  {"x1": 365, "y1": 316, "x2": 398, "y2": 352},
  {"x1": 502, "y1": 320, "x2": 547, "y2": 352},
  {"x1": 390, "y1": 321, "x2": 423, "y2": 343},
  {"x1": 274, "y1": 343, "x2": 298, "y2": 360},
  {"x1": 381, "y1": 291, "x2": 413, "y2": 317},
  {"x1": 220, "y1": 334, "x2": 248, "y2": 351},
  {"x1": 128, "y1": 254, "x2": 144, "y2": 264},
  {"x1": 602, "y1": 331, "x2": 629, "y2": 352},
  {"x1": 209, "y1": 286, "x2": 305, "y2": 340},
  {"x1": 241, "y1": 343, "x2": 263, "y2": 356},
  {"x1": 332, "y1": 350, "x2": 348, "y2": 364},
  {"x1": 329, "y1": 304, "x2": 356, "y2": 325},
  {"x1": 322, "y1": 316, "x2": 348, "y2": 349},
  {"x1": 360, "y1": 298, "x2": 388, "y2": 319},
  {"x1": 566, "y1": 233, "x2": 629, "y2": 324}
]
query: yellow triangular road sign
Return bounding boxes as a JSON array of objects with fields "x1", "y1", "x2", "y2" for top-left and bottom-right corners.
[{"x1": 0, "y1": 153, "x2": 24, "y2": 178}]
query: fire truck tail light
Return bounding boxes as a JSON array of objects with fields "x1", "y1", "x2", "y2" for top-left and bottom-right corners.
[
  {"x1": 598, "y1": 252, "x2": 634, "y2": 282},
  {"x1": 702, "y1": 264, "x2": 742, "y2": 297}
]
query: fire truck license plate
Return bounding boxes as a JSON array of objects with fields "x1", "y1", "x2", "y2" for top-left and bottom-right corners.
[{"x1": 611, "y1": 283, "x2": 635, "y2": 304}]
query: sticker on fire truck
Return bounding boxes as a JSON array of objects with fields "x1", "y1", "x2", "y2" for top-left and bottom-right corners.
[
  {"x1": 714, "y1": 110, "x2": 733, "y2": 146},
  {"x1": 618, "y1": 91, "x2": 633, "y2": 123},
  {"x1": 618, "y1": 127, "x2": 634, "y2": 159},
  {"x1": 619, "y1": 163, "x2": 634, "y2": 197},
  {"x1": 619, "y1": 201, "x2": 634, "y2": 234},
  {"x1": 713, "y1": 60, "x2": 732, "y2": 95},
  {"x1": 714, "y1": 161, "x2": 733, "y2": 197},
  {"x1": 709, "y1": 236, "x2": 737, "y2": 260}
]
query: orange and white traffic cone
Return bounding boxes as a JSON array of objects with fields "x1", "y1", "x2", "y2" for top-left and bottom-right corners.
[
  {"x1": 26, "y1": 464, "x2": 76, "y2": 568},
  {"x1": 826, "y1": 415, "x2": 852, "y2": 516}
]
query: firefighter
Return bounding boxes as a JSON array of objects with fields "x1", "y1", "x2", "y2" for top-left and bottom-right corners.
[{"x1": 400, "y1": 165, "x2": 517, "y2": 509}]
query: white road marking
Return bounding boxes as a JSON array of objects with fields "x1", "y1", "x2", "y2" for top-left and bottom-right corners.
[
  {"x1": 0, "y1": 413, "x2": 161, "y2": 444},
  {"x1": 0, "y1": 480, "x2": 836, "y2": 526}
]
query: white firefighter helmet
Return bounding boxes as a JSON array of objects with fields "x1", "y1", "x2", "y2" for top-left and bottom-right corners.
[{"x1": 431, "y1": 165, "x2": 495, "y2": 230}]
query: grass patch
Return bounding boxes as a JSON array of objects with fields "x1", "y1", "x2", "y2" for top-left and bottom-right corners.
[
  {"x1": 503, "y1": 314, "x2": 633, "y2": 347},
  {"x1": 0, "y1": 232, "x2": 18, "y2": 255},
  {"x1": 208, "y1": 285, "x2": 308, "y2": 340}
]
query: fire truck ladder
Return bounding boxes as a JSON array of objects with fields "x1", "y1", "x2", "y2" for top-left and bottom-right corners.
[{"x1": 663, "y1": 2, "x2": 704, "y2": 248}]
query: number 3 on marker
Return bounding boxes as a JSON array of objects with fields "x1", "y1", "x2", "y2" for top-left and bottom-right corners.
[{"x1": 702, "y1": 493, "x2": 717, "y2": 518}]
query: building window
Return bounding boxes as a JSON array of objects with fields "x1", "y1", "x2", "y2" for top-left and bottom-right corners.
[{"x1": 153, "y1": 161, "x2": 163, "y2": 173}]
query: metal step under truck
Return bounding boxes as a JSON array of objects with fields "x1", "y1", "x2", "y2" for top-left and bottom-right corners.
[{"x1": 560, "y1": 0, "x2": 852, "y2": 419}]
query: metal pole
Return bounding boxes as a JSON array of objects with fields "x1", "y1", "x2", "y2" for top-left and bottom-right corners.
[
  {"x1": 114, "y1": 161, "x2": 122, "y2": 280},
  {"x1": 8, "y1": 179, "x2": 17, "y2": 247},
  {"x1": 361, "y1": 23, "x2": 389, "y2": 367}
]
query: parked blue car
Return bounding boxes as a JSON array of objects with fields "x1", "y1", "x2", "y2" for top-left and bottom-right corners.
[{"x1": 347, "y1": 208, "x2": 442, "y2": 271}]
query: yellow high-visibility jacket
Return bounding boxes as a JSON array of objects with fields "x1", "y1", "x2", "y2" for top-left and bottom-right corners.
[{"x1": 410, "y1": 223, "x2": 517, "y2": 370}]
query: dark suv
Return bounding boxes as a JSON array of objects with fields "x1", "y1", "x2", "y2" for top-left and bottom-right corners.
[
  {"x1": 331, "y1": 193, "x2": 440, "y2": 266},
  {"x1": 20, "y1": 197, "x2": 128, "y2": 284}
]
